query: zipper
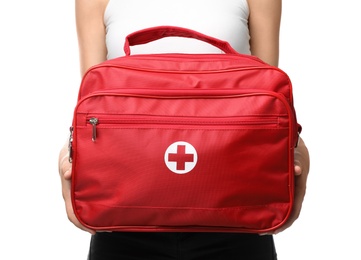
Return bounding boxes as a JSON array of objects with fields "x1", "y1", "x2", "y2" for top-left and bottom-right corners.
[
  {"x1": 86, "y1": 116, "x2": 279, "y2": 142},
  {"x1": 76, "y1": 90, "x2": 297, "y2": 145},
  {"x1": 68, "y1": 126, "x2": 74, "y2": 162},
  {"x1": 89, "y1": 117, "x2": 99, "y2": 142}
]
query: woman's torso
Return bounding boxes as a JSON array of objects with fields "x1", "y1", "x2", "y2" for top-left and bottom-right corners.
[{"x1": 104, "y1": 0, "x2": 251, "y2": 59}]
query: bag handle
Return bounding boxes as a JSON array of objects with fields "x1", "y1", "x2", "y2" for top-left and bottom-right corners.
[{"x1": 124, "y1": 26, "x2": 239, "y2": 56}]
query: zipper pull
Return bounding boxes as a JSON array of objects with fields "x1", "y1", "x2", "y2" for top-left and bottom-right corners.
[
  {"x1": 89, "y1": 117, "x2": 99, "y2": 142},
  {"x1": 68, "y1": 126, "x2": 73, "y2": 163}
]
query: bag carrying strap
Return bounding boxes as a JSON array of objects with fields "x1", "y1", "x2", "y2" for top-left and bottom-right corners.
[{"x1": 124, "y1": 26, "x2": 239, "y2": 56}]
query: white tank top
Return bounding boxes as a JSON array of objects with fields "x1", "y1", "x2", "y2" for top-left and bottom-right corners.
[{"x1": 104, "y1": 0, "x2": 250, "y2": 59}]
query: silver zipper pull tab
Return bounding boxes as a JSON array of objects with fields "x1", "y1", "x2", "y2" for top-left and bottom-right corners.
[
  {"x1": 68, "y1": 126, "x2": 73, "y2": 163},
  {"x1": 89, "y1": 117, "x2": 99, "y2": 142}
]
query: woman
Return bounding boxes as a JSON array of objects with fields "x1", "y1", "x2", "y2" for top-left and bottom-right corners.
[{"x1": 59, "y1": 0, "x2": 310, "y2": 259}]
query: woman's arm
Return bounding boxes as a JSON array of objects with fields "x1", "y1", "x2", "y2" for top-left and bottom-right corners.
[
  {"x1": 75, "y1": 0, "x2": 109, "y2": 76},
  {"x1": 58, "y1": 0, "x2": 109, "y2": 233},
  {"x1": 248, "y1": 0, "x2": 310, "y2": 234},
  {"x1": 247, "y1": 0, "x2": 282, "y2": 67}
]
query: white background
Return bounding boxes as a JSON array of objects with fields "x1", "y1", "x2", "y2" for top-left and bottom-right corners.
[{"x1": 1, "y1": 1, "x2": 360, "y2": 259}]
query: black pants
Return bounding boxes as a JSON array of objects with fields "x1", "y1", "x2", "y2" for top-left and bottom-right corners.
[{"x1": 88, "y1": 232, "x2": 277, "y2": 260}]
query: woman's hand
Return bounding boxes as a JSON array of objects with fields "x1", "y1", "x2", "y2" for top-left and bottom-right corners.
[
  {"x1": 58, "y1": 143, "x2": 96, "y2": 234},
  {"x1": 274, "y1": 137, "x2": 310, "y2": 234}
]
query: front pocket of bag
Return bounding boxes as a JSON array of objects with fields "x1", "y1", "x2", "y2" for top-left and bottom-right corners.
[
  {"x1": 73, "y1": 116, "x2": 291, "y2": 229},
  {"x1": 71, "y1": 90, "x2": 295, "y2": 231}
]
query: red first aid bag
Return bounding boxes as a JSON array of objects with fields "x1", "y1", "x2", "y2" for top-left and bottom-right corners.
[{"x1": 69, "y1": 26, "x2": 301, "y2": 233}]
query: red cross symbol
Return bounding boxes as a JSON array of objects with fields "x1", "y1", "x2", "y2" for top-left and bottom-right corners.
[
  {"x1": 168, "y1": 145, "x2": 194, "y2": 170},
  {"x1": 164, "y1": 141, "x2": 198, "y2": 174}
]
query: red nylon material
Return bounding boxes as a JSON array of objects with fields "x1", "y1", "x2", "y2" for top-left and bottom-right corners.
[{"x1": 71, "y1": 26, "x2": 299, "y2": 233}]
